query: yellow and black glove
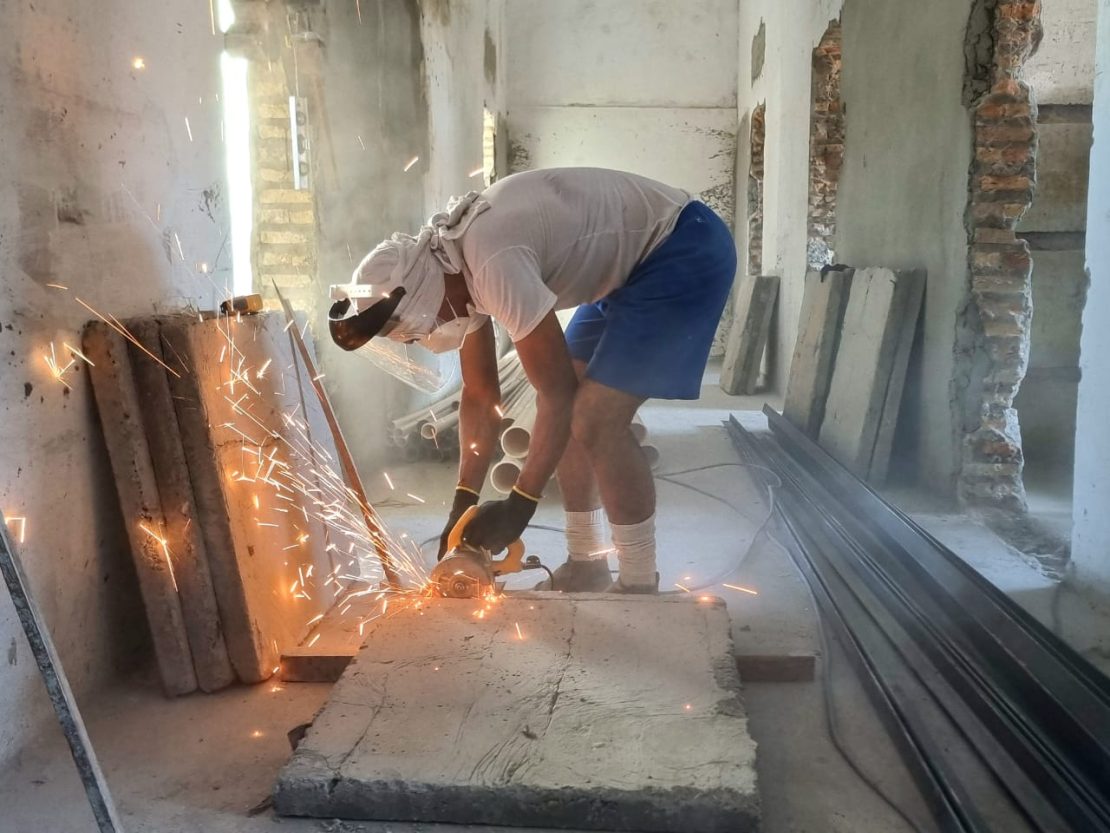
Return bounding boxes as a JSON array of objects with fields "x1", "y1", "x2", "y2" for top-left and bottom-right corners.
[{"x1": 461, "y1": 487, "x2": 539, "y2": 554}]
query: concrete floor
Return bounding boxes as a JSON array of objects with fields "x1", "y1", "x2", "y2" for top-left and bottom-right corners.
[{"x1": 2, "y1": 364, "x2": 1104, "y2": 832}]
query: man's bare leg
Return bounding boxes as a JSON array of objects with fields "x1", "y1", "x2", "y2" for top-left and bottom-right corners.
[
  {"x1": 571, "y1": 378, "x2": 656, "y2": 591},
  {"x1": 546, "y1": 361, "x2": 611, "y2": 590}
]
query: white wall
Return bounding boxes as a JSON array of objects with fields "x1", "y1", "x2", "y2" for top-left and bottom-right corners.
[
  {"x1": 735, "y1": 1, "x2": 843, "y2": 386},
  {"x1": 1072, "y1": 0, "x2": 1110, "y2": 598},
  {"x1": 503, "y1": 0, "x2": 739, "y2": 223},
  {"x1": 0, "y1": 1, "x2": 230, "y2": 765}
]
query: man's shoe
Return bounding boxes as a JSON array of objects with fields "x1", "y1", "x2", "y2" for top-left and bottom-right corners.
[
  {"x1": 606, "y1": 572, "x2": 660, "y2": 595},
  {"x1": 534, "y1": 558, "x2": 613, "y2": 592}
]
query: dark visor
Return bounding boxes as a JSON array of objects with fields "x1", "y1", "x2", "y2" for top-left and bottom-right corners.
[{"x1": 328, "y1": 286, "x2": 407, "y2": 351}]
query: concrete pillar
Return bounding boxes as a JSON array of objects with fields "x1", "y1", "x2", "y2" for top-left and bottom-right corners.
[{"x1": 1071, "y1": 0, "x2": 1110, "y2": 597}]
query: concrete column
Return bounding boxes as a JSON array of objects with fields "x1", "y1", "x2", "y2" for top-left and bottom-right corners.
[{"x1": 1071, "y1": 0, "x2": 1110, "y2": 597}]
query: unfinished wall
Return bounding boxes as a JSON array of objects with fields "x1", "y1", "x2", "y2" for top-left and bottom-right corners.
[
  {"x1": 1072, "y1": 0, "x2": 1110, "y2": 599},
  {"x1": 807, "y1": 22, "x2": 844, "y2": 270},
  {"x1": 831, "y1": 0, "x2": 976, "y2": 494},
  {"x1": 735, "y1": 2, "x2": 844, "y2": 391},
  {"x1": 1013, "y1": 1, "x2": 1096, "y2": 496},
  {"x1": 0, "y1": 1, "x2": 230, "y2": 765}
]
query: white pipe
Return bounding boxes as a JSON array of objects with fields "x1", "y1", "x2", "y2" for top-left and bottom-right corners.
[
  {"x1": 501, "y1": 425, "x2": 531, "y2": 458},
  {"x1": 630, "y1": 419, "x2": 648, "y2": 445},
  {"x1": 641, "y1": 444, "x2": 661, "y2": 471},
  {"x1": 419, "y1": 422, "x2": 438, "y2": 441},
  {"x1": 490, "y1": 458, "x2": 522, "y2": 494}
]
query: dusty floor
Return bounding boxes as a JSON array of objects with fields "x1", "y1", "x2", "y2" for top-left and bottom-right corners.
[{"x1": 1, "y1": 364, "x2": 1104, "y2": 832}]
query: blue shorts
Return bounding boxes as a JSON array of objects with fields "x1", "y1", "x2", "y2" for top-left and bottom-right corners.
[{"x1": 564, "y1": 201, "x2": 737, "y2": 400}]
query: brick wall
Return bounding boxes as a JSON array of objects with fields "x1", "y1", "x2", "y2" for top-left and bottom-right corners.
[
  {"x1": 807, "y1": 22, "x2": 843, "y2": 269},
  {"x1": 960, "y1": 0, "x2": 1043, "y2": 510},
  {"x1": 748, "y1": 103, "x2": 766, "y2": 276}
]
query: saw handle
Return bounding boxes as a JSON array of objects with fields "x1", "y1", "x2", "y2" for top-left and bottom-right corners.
[{"x1": 447, "y1": 505, "x2": 526, "y2": 576}]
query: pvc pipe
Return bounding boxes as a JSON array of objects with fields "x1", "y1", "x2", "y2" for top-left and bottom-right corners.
[
  {"x1": 501, "y1": 425, "x2": 531, "y2": 458},
  {"x1": 419, "y1": 422, "x2": 437, "y2": 441},
  {"x1": 490, "y1": 458, "x2": 522, "y2": 494},
  {"x1": 641, "y1": 443, "x2": 661, "y2": 471}
]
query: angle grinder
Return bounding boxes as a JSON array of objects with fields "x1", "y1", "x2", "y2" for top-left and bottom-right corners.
[{"x1": 429, "y1": 506, "x2": 544, "y2": 598}]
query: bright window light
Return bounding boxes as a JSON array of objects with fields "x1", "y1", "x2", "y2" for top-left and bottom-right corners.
[
  {"x1": 220, "y1": 51, "x2": 253, "y2": 296},
  {"x1": 216, "y1": 0, "x2": 236, "y2": 34}
]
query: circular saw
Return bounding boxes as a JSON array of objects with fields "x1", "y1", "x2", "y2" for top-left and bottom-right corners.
[{"x1": 429, "y1": 506, "x2": 527, "y2": 598}]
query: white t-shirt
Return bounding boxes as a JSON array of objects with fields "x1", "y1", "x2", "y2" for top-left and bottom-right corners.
[{"x1": 459, "y1": 168, "x2": 690, "y2": 341}]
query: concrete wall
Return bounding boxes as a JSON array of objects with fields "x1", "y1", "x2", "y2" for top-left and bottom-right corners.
[
  {"x1": 502, "y1": 0, "x2": 739, "y2": 352},
  {"x1": 503, "y1": 0, "x2": 737, "y2": 214},
  {"x1": 310, "y1": 0, "x2": 432, "y2": 471},
  {"x1": 1072, "y1": 0, "x2": 1110, "y2": 598},
  {"x1": 734, "y1": 2, "x2": 843, "y2": 385},
  {"x1": 0, "y1": 1, "x2": 230, "y2": 765},
  {"x1": 834, "y1": 0, "x2": 975, "y2": 493}
]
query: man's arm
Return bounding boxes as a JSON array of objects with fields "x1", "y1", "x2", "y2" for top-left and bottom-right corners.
[
  {"x1": 513, "y1": 311, "x2": 578, "y2": 498},
  {"x1": 456, "y1": 319, "x2": 501, "y2": 492}
]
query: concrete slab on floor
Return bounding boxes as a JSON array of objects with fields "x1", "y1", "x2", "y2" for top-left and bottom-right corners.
[{"x1": 274, "y1": 593, "x2": 759, "y2": 832}]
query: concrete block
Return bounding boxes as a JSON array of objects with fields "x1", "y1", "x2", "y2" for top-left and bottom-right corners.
[
  {"x1": 274, "y1": 593, "x2": 759, "y2": 832},
  {"x1": 83, "y1": 322, "x2": 197, "y2": 696},
  {"x1": 128, "y1": 319, "x2": 234, "y2": 693},
  {"x1": 720, "y1": 275, "x2": 779, "y2": 395},
  {"x1": 782, "y1": 268, "x2": 853, "y2": 436},
  {"x1": 819, "y1": 268, "x2": 925, "y2": 483}
]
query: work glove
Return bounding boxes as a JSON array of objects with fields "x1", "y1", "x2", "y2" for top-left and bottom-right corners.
[
  {"x1": 461, "y1": 488, "x2": 539, "y2": 554},
  {"x1": 437, "y1": 487, "x2": 480, "y2": 561}
]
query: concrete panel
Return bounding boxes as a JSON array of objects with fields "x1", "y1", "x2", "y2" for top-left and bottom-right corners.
[
  {"x1": 1072, "y1": 0, "x2": 1110, "y2": 599},
  {"x1": 835, "y1": 0, "x2": 972, "y2": 493},
  {"x1": 720, "y1": 275, "x2": 779, "y2": 395},
  {"x1": 1027, "y1": 249, "x2": 1087, "y2": 370},
  {"x1": 275, "y1": 593, "x2": 759, "y2": 832},
  {"x1": 1019, "y1": 121, "x2": 1093, "y2": 233},
  {"x1": 508, "y1": 106, "x2": 737, "y2": 221},
  {"x1": 506, "y1": 0, "x2": 737, "y2": 108}
]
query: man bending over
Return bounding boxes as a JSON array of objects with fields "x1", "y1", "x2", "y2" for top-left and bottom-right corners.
[{"x1": 330, "y1": 167, "x2": 736, "y2": 593}]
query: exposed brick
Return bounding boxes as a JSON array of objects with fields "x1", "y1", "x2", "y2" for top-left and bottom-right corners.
[
  {"x1": 260, "y1": 247, "x2": 310, "y2": 267},
  {"x1": 259, "y1": 208, "x2": 290, "y2": 224},
  {"x1": 260, "y1": 230, "x2": 309, "y2": 245},
  {"x1": 259, "y1": 124, "x2": 288, "y2": 140},
  {"x1": 289, "y1": 210, "x2": 316, "y2": 225},
  {"x1": 257, "y1": 103, "x2": 289, "y2": 120},
  {"x1": 259, "y1": 189, "x2": 314, "y2": 205}
]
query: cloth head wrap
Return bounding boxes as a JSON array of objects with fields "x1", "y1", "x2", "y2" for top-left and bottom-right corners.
[{"x1": 331, "y1": 192, "x2": 488, "y2": 349}]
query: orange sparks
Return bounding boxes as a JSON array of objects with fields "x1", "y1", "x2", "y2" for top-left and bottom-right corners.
[
  {"x1": 250, "y1": 730, "x2": 263, "y2": 739},
  {"x1": 45, "y1": 283, "x2": 68, "y2": 290},
  {"x1": 406, "y1": 493, "x2": 425, "y2": 504},
  {"x1": 256, "y1": 358, "x2": 273, "y2": 379},
  {"x1": 63, "y1": 342, "x2": 95, "y2": 367},
  {"x1": 684, "y1": 703, "x2": 692, "y2": 711},
  {"x1": 383, "y1": 472, "x2": 395, "y2": 490},
  {"x1": 74, "y1": 297, "x2": 180, "y2": 376},
  {"x1": 722, "y1": 583, "x2": 759, "y2": 596},
  {"x1": 305, "y1": 613, "x2": 324, "y2": 626},
  {"x1": 494, "y1": 404, "x2": 504, "y2": 418},
  {"x1": 131, "y1": 56, "x2": 146, "y2": 70},
  {"x1": 307, "y1": 633, "x2": 321, "y2": 647},
  {"x1": 674, "y1": 582, "x2": 691, "y2": 593},
  {"x1": 403, "y1": 155, "x2": 420, "y2": 172},
  {"x1": 468, "y1": 166, "x2": 485, "y2": 178},
  {"x1": 515, "y1": 622, "x2": 524, "y2": 640},
  {"x1": 139, "y1": 521, "x2": 177, "y2": 592},
  {"x1": 252, "y1": 494, "x2": 260, "y2": 510},
  {"x1": 8, "y1": 517, "x2": 27, "y2": 544}
]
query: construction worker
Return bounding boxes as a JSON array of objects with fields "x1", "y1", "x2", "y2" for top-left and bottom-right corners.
[{"x1": 330, "y1": 168, "x2": 736, "y2": 593}]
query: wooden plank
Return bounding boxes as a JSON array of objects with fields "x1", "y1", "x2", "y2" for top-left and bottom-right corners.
[
  {"x1": 720, "y1": 275, "x2": 780, "y2": 395},
  {"x1": 818, "y1": 268, "x2": 925, "y2": 480},
  {"x1": 783, "y1": 268, "x2": 854, "y2": 436},
  {"x1": 83, "y1": 321, "x2": 197, "y2": 696},
  {"x1": 869, "y1": 271, "x2": 926, "y2": 484},
  {"x1": 128, "y1": 318, "x2": 235, "y2": 692},
  {"x1": 0, "y1": 513, "x2": 124, "y2": 832},
  {"x1": 159, "y1": 313, "x2": 267, "y2": 682}
]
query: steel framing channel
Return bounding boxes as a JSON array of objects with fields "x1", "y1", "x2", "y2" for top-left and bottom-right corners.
[{"x1": 727, "y1": 409, "x2": 1110, "y2": 832}]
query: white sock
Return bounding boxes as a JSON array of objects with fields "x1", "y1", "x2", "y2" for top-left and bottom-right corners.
[
  {"x1": 611, "y1": 514, "x2": 657, "y2": 586},
  {"x1": 566, "y1": 508, "x2": 608, "y2": 561}
]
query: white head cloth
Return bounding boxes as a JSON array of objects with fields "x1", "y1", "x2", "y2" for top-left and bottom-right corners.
[{"x1": 350, "y1": 191, "x2": 489, "y2": 341}]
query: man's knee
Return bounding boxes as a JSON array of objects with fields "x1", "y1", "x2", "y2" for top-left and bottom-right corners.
[{"x1": 571, "y1": 397, "x2": 629, "y2": 451}]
